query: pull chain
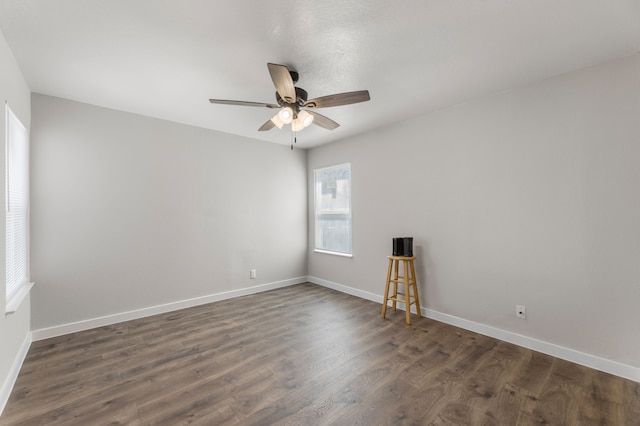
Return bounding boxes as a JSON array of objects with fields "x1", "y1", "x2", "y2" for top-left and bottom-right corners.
[{"x1": 290, "y1": 127, "x2": 297, "y2": 150}]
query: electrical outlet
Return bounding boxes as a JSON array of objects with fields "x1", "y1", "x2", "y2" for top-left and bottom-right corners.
[
  {"x1": 516, "y1": 305, "x2": 526, "y2": 319},
  {"x1": 250, "y1": 269, "x2": 256, "y2": 279}
]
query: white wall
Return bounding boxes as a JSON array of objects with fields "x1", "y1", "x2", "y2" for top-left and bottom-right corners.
[
  {"x1": 308, "y1": 53, "x2": 640, "y2": 373},
  {"x1": 0, "y1": 29, "x2": 31, "y2": 411},
  {"x1": 30, "y1": 95, "x2": 307, "y2": 331}
]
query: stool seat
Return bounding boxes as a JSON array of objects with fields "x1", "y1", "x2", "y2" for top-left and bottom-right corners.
[{"x1": 382, "y1": 255, "x2": 421, "y2": 325}]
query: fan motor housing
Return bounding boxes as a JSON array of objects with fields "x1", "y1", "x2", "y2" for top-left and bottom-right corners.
[{"x1": 276, "y1": 87, "x2": 308, "y2": 106}]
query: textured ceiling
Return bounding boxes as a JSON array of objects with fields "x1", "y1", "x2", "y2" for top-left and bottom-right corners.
[{"x1": 1, "y1": 0, "x2": 639, "y2": 148}]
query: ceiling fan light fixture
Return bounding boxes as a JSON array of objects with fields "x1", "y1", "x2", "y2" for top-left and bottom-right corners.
[
  {"x1": 278, "y1": 107, "x2": 293, "y2": 124},
  {"x1": 270, "y1": 113, "x2": 285, "y2": 129},
  {"x1": 299, "y1": 110, "x2": 314, "y2": 127},
  {"x1": 291, "y1": 118, "x2": 304, "y2": 132},
  {"x1": 291, "y1": 110, "x2": 314, "y2": 132}
]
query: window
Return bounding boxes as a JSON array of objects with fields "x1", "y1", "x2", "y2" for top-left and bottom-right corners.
[
  {"x1": 5, "y1": 104, "x2": 32, "y2": 313},
  {"x1": 314, "y1": 163, "x2": 352, "y2": 256}
]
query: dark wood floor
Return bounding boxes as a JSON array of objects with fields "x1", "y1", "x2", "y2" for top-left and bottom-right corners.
[{"x1": 2, "y1": 283, "x2": 639, "y2": 425}]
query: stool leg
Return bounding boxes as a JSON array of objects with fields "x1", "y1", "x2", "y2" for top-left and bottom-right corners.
[
  {"x1": 392, "y1": 259, "x2": 399, "y2": 312},
  {"x1": 410, "y1": 259, "x2": 421, "y2": 318},
  {"x1": 382, "y1": 258, "x2": 393, "y2": 319},
  {"x1": 403, "y1": 260, "x2": 411, "y2": 325}
]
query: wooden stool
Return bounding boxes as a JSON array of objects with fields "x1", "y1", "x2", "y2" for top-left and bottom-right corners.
[{"x1": 382, "y1": 255, "x2": 421, "y2": 325}]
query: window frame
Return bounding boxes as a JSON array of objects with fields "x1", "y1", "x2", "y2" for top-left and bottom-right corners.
[
  {"x1": 5, "y1": 103, "x2": 33, "y2": 314},
  {"x1": 313, "y1": 162, "x2": 353, "y2": 257}
]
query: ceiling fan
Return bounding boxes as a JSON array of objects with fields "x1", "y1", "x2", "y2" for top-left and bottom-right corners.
[{"x1": 209, "y1": 63, "x2": 370, "y2": 133}]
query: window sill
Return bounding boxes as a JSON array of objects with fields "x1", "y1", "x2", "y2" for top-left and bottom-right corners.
[
  {"x1": 314, "y1": 249, "x2": 353, "y2": 258},
  {"x1": 6, "y1": 281, "x2": 35, "y2": 315}
]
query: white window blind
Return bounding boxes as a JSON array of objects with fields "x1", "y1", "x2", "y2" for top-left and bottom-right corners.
[
  {"x1": 314, "y1": 163, "x2": 352, "y2": 255},
  {"x1": 5, "y1": 104, "x2": 29, "y2": 307}
]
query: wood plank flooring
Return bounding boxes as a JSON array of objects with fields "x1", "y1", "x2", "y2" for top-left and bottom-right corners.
[{"x1": 2, "y1": 283, "x2": 639, "y2": 425}]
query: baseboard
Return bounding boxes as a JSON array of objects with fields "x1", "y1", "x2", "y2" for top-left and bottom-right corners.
[
  {"x1": 423, "y1": 308, "x2": 640, "y2": 383},
  {"x1": 0, "y1": 333, "x2": 31, "y2": 416},
  {"x1": 310, "y1": 276, "x2": 384, "y2": 304},
  {"x1": 32, "y1": 277, "x2": 307, "y2": 341},
  {"x1": 26, "y1": 275, "x2": 640, "y2": 383},
  {"x1": 308, "y1": 276, "x2": 640, "y2": 383}
]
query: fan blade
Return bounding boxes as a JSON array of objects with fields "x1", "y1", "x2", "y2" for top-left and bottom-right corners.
[
  {"x1": 307, "y1": 111, "x2": 340, "y2": 130},
  {"x1": 267, "y1": 63, "x2": 296, "y2": 104},
  {"x1": 209, "y1": 99, "x2": 280, "y2": 108},
  {"x1": 258, "y1": 119, "x2": 275, "y2": 131},
  {"x1": 304, "y1": 90, "x2": 370, "y2": 108}
]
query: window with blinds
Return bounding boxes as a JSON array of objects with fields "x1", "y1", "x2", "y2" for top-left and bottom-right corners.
[
  {"x1": 314, "y1": 163, "x2": 352, "y2": 256},
  {"x1": 5, "y1": 104, "x2": 30, "y2": 312}
]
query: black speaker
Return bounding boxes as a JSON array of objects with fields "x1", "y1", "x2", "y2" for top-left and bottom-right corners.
[
  {"x1": 402, "y1": 237, "x2": 413, "y2": 256},
  {"x1": 392, "y1": 238, "x2": 403, "y2": 256},
  {"x1": 392, "y1": 237, "x2": 413, "y2": 256}
]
